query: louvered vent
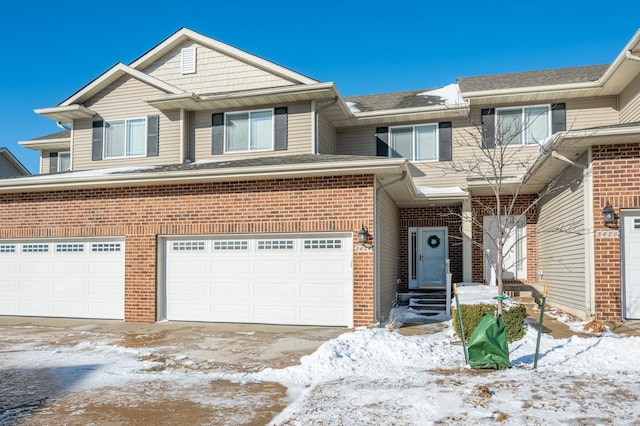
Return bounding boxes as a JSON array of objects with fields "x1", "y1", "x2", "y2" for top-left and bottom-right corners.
[{"x1": 181, "y1": 47, "x2": 197, "y2": 74}]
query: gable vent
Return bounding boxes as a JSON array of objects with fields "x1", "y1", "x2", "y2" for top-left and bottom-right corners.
[{"x1": 181, "y1": 47, "x2": 197, "y2": 74}]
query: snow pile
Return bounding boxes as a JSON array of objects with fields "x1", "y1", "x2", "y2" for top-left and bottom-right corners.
[
  {"x1": 418, "y1": 83, "x2": 465, "y2": 106},
  {"x1": 345, "y1": 101, "x2": 361, "y2": 113}
]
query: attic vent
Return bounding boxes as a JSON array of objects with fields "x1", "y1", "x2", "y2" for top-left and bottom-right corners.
[{"x1": 181, "y1": 47, "x2": 197, "y2": 74}]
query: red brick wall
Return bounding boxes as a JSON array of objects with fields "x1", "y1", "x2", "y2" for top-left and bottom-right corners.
[
  {"x1": 592, "y1": 143, "x2": 640, "y2": 320},
  {"x1": 471, "y1": 195, "x2": 538, "y2": 284},
  {"x1": 0, "y1": 175, "x2": 376, "y2": 325},
  {"x1": 398, "y1": 206, "x2": 463, "y2": 292}
]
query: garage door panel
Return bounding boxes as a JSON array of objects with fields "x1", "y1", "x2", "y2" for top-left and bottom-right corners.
[
  {"x1": 169, "y1": 303, "x2": 209, "y2": 320},
  {"x1": 165, "y1": 235, "x2": 352, "y2": 326},
  {"x1": 0, "y1": 239, "x2": 124, "y2": 320},
  {"x1": 168, "y1": 259, "x2": 209, "y2": 274},
  {"x1": 0, "y1": 280, "x2": 17, "y2": 292},
  {"x1": 169, "y1": 282, "x2": 209, "y2": 296},
  {"x1": 211, "y1": 284, "x2": 251, "y2": 297}
]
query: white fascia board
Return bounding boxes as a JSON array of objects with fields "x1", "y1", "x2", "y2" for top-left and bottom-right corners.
[
  {"x1": 19, "y1": 138, "x2": 71, "y2": 151},
  {"x1": 129, "y1": 28, "x2": 318, "y2": 85},
  {"x1": 61, "y1": 63, "x2": 184, "y2": 106},
  {"x1": 461, "y1": 81, "x2": 599, "y2": 100},
  {"x1": 198, "y1": 82, "x2": 338, "y2": 101},
  {"x1": 0, "y1": 159, "x2": 406, "y2": 193},
  {"x1": 598, "y1": 29, "x2": 640, "y2": 85},
  {"x1": 34, "y1": 104, "x2": 97, "y2": 123}
]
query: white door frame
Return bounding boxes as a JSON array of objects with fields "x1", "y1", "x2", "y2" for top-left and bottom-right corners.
[
  {"x1": 621, "y1": 210, "x2": 640, "y2": 320},
  {"x1": 408, "y1": 227, "x2": 448, "y2": 289}
]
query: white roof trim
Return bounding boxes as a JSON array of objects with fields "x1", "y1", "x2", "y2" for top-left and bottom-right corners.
[
  {"x1": 129, "y1": 28, "x2": 318, "y2": 85},
  {"x1": 61, "y1": 63, "x2": 185, "y2": 106}
]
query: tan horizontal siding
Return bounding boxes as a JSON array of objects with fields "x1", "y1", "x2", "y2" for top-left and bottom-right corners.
[
  {"x1": 537, "y1": 159, "x2": 586, "y2": 316},
  {"x1": 377, "y1": 188, "x2": 400, "y2": 322},
  {"x1": 193, "y1": 102, "x2": 312, "y2": 161},
  {"x1": 565, "y1": 96, "x2": 618, "y2": 130},
  {"x1": 142, "y1": 41, "x2": 295, "y2": 94},
  {"x1": 620, "y1": 73, "x2": 640, "y2": 123},
  {"x1": 73, "y1": 76, "x2": 181, "y2": 171},
  {"x1": 317, "y1": 112, "x2": 336, "y2": 154},
  {"x1": 40, "y1": 152, "x2": 49, "y2": 174}
]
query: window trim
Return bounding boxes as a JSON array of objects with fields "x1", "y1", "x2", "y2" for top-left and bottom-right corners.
[
  {"x1": 495, "y1": 104, "x2": 551, "y2": 146},
  {"x1": 224, "y1": 108, "x2": 275, "y2": 153},
  {"x1": 388, "y1": 123, "x2": 439, "y2": 162},
  {"x1": 103, "y1": 116, "x2": 148, "y2": 159}
]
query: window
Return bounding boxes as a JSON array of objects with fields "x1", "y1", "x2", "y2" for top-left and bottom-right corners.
[
  {"x1": 91, "y1": 242, "x2": 122, "y2": 252},
  {"x1": 257, "y1": 240, "x2": 294, "y2": 250},
  {"x1": 104, "y1": 118, "x2": 146, "y2": 158},
  {"x1": 56, "y1": 243, "x2": 84, "y2": 253},
  {"x1": 496, "y1": 105, "x2": 549, "y2": 146},
  {"x1": 389, "y1": 124, "x2": 438, "y2": 161},
  {"x1": 226, "y1": 110, "x2": 273, "y2": 152},
  {"x1": 213, "y1": 240, "x2": 249, "y2": 251},
  {"x1": 303, "y1": 239, "x2": 343, "y2": 249},
  {"x1": 59, "y1": 152, "x2": 70, "y2": 172},
  {"x1": 172, "y1": 241, "x2": 205, "y2": 251}
]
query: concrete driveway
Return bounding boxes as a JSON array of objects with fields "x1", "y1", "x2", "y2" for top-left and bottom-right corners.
[{"x1": 0, "y1": 316, "x2": 347, "y2": 425}]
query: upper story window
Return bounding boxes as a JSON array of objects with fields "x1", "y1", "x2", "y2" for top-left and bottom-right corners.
[
  {"x1": 495, "y1": 105, "x2": 550, "y2": 146},
  {"x1": 104, "y1": 117, "x2": 147, "y2": 158},
  {"x1": 389, "y1": 124, "x2": 438, "y2": 161},
  {"x1": 58, "y1": 152, "x2": 70, "y2": 171},
  {"x1": 226, "y1": 110, "x2": 273, "y2": 152}
]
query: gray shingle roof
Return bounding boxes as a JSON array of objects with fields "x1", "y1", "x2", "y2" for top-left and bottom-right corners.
[
  {"x1": 458, "y1": 64, "x2": 608, "y2": 93},
  {"x1": 345, "y1": 88, "x2": 443, "y2": 112},
  {"x1": 26, "y1": 130, "x2": 71, "y2": 141}
]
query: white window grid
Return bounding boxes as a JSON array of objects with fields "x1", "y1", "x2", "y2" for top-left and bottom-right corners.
[
  {"x1": 172, "y1": 241, "x2": 206, "y2": 251},
  {"x1": 22, "y1": 244, "x2": 49, "y2": 253},
  {"x1": 257, "y1": 240, "x2": 294, "y2": 250},
  {"x1": 213, "y1": 240, "x2": 249, "y2": 251},
  {"x1": 303, "y1": 239, "x2": 342, "y2": 249},
  {"x1": 92, "y1": 243, "x2": 122, "y2": 252},
  {"x1": 56, "y1": 243, "x2": 85, "y2": 253},
  {"x1": 0, "y1": 244, "x2": 16, "y2": 253}
]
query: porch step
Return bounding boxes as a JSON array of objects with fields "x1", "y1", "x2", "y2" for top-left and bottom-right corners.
[{"x1": 406, "y1": 291, "x2": 450, "y2": 317}]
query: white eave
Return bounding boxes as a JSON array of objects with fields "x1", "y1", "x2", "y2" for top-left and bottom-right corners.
[
  {"x1": 34, "y1": 104, "x2": 96, "y2": 123},
  {"x1": 335, "y1": 103, "x2": 470, "y2": 128},
  {"x1": 129, "y1": 28, "x2": 318, "y2": 86},
  {"x1": 0, "y1": 158, "x2": 406, "y2": 193},
  {"x1": 19, "y1": 137, "x2": 71, "y2": 151}
]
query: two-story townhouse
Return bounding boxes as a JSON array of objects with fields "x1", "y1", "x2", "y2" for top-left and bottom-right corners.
[{"x1": 2, "y1": 27, "x2": 640, "y2": 327}]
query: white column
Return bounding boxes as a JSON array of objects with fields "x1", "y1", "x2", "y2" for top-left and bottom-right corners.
[{"x1": 462, "y1": 197, "x2": 473, "y2": 282}]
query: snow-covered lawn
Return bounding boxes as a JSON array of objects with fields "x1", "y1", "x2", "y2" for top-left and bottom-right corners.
[{"x1": 2, "y1": 318, "x2": 639, "y2": 425}]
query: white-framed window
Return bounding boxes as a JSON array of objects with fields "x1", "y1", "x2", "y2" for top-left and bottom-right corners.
[
  {"x1": 58, "y1": 152, "x2": 71, "y2": 172},
  {"x1": 213, "y1": 240, "x2": 249, "y2": 251},
  {"x1": 496, "y1": 105, "x2": 550, "y2": 146},
  {"x1": 172, "y1": 241, "x2": 206, "y2": 252},
  {"x1": 225, "y1": 109, "x2": 273, "y2": 152},
  {"x1": 389, "y1": 124, "x2": 438, "y2": 161},
  {"x1": 91, "y1": 242, "x2": 122, "y2": 252},
  {"x1": 257, "y1": 240, "x2": 294, "y2": 250},
  {"x1": 104, "y1": 117, "x2": 147, "y2": 158}
]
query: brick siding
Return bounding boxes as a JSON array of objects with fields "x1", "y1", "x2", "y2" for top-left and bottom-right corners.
[
  {"x1": 592, "y1": 143, "x2": 640, "y2": 321},
  {"x1": 0, "y1": 175, "x2": 376, "y2": 326}
]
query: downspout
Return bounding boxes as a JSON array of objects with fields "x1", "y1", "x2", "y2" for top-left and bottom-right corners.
[
  {"x1": 56, "y1": 121, "x2": 72, "y2": 131},
  {"x1": 625, "y1": 51, "x2": 640, "y2": 62},
  {"x1": 314, "y1": 97, "x2": 339, "y2": 154},
  {"x1": 374, "y1": 171, "x2": 407, "y2": 323}
]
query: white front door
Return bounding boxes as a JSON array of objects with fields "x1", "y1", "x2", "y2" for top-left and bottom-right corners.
[
  {"x1": 408, "y1": 227, "x2": 448, "y2": 289},
  {"x1": 623, "y1": 214, "x2": 640, "y2": 319},
  {"x1": 483, "y1": 216, "x2": 526, "y2": 286}
]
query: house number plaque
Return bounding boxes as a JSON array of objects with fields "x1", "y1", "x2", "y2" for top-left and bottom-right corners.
[{"x1": 596, "y1": 230, "x2": 619, "y2": 238}]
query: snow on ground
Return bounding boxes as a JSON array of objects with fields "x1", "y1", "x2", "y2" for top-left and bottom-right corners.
[{"x1": 2, "y1": 320, "x2": 640, "y2": 425}]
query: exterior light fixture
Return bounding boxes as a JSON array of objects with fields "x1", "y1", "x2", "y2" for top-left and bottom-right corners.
[
  {"x1": 603, "y1": 201, "x2": 618, "y2": 226},
  {"x1": 358, "y1": 225, "x2": 371, "y2": 244}
]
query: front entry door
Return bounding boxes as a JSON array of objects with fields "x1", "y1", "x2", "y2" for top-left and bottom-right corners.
[
  {"x1": 409, "y1": 227, "x2": 449, "y2": 288},
  {"x1": 623, "y1": 214, "x2": 640, "y2": 319}
]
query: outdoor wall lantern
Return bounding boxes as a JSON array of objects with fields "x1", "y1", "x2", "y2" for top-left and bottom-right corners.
[
  {"x1": 603, "y1": 201, "x2": 618, "y2": 226},
  {"x1": 358, "y1": 225, "x2": 372, "y2": 245}
]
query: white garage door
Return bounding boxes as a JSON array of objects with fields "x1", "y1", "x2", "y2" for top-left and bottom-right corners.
[
  {"x1": 164, "y1": 234, "x2": 353, "y2": 326},
  {"x1": 623, "y1": 214, "x2": 640, "y2": 320},
  {"x1": 0, "y1": 240, "x2": 125, "y2": 320}
]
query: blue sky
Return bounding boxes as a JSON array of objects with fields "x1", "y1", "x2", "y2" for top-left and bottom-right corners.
[{"x1": 1, "y1": 1, "x2": 638, "y2": 173}]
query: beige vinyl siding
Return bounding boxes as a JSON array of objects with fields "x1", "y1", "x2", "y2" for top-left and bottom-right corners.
[
  {"x1": 565, "y1": 96, "x2": 618, "y2": 130},
  {"x1": 0, "y1": 155, "x2": 20, "y2": 177},
  {"x1": 142, "y1": 41, "x2": 295, "y2": 94},
  {"x1": 192, "y1": 102, "x2": 312, "y2": 161},
  {"x1": 40, "y1": 152, "x2": 50, "y2": 175},
  {"x1": 537, "y1": 157, "x2": 587, "y2": 317},
  {"x1": 620, "y1": 73, "x2": 640, "y2": 123},
  {"x1": 376, "y1": 187, "x2": 400, "y2": 322},
  {"x1": 73, "y1": 76, "x2": 181, "y2": 171},
  {"x1": 317, "y1": 112, "x2": 336, "y2": 154}
]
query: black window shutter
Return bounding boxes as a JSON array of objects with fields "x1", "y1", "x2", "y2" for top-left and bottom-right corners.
[
  {"x1": 481, "y1": 108, "x2": 495, "y2": 149},
  {"x1": 376, "y1": 127, "x2": 389, "y2": 156},
  {"x1": 438, "y1": 122, "x2": 452, "y2": 161},
  {"x1": 147, "y1": 115, "x2": 160, "y2": 157},
  {"x1": 92, "y1": 120, "x2": 104, "y2": 161},
  {"x1": 551, "y1": 103, "x2": 566, "y2": 133},
  {"x1": 211, "y1": 113, "x2": 224, "y2": 155},
  {"x1": 49, "y1": 152, "x2": 58, "y2": 173},
  {"x1": 274, "y1": 107, "x2": 288, "y2": 151}
]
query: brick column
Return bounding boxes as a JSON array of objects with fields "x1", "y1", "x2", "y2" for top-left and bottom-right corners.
[{"x1": 124, "y1": 234, "x2": 157, "y2": 322}]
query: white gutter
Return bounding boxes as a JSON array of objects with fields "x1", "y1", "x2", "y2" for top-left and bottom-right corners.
[
  {"x1": 462, "y1": 81, "x2": 599, "y2": 100},
  {"x1": 353, "y1": 103, "x2": 468, "y2": 119}
]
